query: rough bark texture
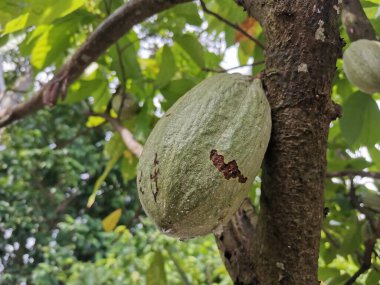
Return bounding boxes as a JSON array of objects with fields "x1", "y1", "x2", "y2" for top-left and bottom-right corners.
[
  {"x1": 342, "y1": 0, "x2": 377, "y2": 41},
  {"x1": 215, "y1": 199, "x2": 258, "y2": 284},
  {"x1": 217, "y1": 1, "x2": 342, "y2": 284}
]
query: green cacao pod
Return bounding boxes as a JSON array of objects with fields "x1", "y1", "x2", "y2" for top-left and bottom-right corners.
[
  {"x1": 137, "y1": 73, "x2": 271, "y2": 238},
  {"x1": 343, "y1": 39, "x2": 380, "y2": 94}
]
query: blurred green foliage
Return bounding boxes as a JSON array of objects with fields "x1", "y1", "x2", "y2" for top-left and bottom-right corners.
[{"x1": 0, "y1": 0, "x2": 380, "y2": 284}]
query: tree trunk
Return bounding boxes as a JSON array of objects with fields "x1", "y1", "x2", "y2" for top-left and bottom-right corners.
[{"x1": 216, "y1": 1, "x2": 342, "y2": 284}]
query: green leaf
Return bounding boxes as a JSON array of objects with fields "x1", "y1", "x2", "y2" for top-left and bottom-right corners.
[
  {"x1": 252, "y1": 32, "x2": 266, "y2": 75},
  {"x1": 87, "y1": 135, "x2": 124, "y2": 208},
  {"x1": 366, "y1": 269, "x2": 380, "y2": 285},
  {"x1": 175, "y1": 34, "x2": 205, "y2": 68},
  {"x1": 224, "y1": 26, "x2": 236, "y2": 47},
  {"x1": 146, "y1": 252, "x2": 167, "y2": 285},
  {"x1": 160, "y1": 78, "x2": 196, "y2": 110},
  {"x1": 328, "y1": 273, "x2": 351, "y2": 285},
  {"x1": 368, "y1": 146, "x2": 380, "y2": 169},
  {"x1": 29, "y1": 16, "x2": 80, "y2": 70},
  {"x1": 361, "y1": 190, "x2": 380, "y2": 213},
  {"x1": 340, "y1": 92, "x2": 380, "y2": 146},
  {"x1": 340, "y1": 219, "x2": 362, "y2": 257},
  {"x1": 63, "y1": 66, "x2": 107, "y2": 105},
  {"x1": 133, "y1": 104, "x2": 152, "y2": 143},
  {"x1": 121, "y1": 150, "x2": 138, "y2": 183},
  {"x1": 318, "y1": 267, "x2": 340, "y2": 281},
  {"x1": 92, "y1": 79, "x2": 111, "y2": 113},
  {"x1": 156, "y1": 45, "x2": 176, "y2": 88},
  {"x1": 171, "y1": 2, "x2": 202, "y2": 26},
  {"x1": 238, "y1": 41, "x2": 250, "y2": 65},
  {"x1": 3, "y1": 13, "x2": 29, "y2": 34},
  {"x1": 3, "y1": 0, "x2": 85, "y2": 34}
]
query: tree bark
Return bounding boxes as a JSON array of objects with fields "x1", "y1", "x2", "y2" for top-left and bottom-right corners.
[
  {"x1": 342, "y1": 0, "x2": 377, "y2": 41},
  {"x1": 217, "y1": 1, "x2": 342, "y2": 284}
]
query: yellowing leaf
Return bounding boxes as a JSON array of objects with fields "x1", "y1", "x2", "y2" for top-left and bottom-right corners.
[
  {"x1": 86, "y1": 116, "x2": 106, "y2": 128},
  {"x1": 4, "y1": 13, "x2": 29, "y2": 34},
  {"x1": 102, "y1": 208, "x2": 122, "y2": 232}
]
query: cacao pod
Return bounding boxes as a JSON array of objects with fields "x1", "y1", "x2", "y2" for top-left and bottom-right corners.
[
  {"x1": 137, "y1": 73, "x2": 271, "y2": 238},
  {"x1": 343, "y1": 39, "x2": 380, "y2": 94}
]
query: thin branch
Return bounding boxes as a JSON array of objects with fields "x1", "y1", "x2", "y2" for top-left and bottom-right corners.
[
  {"x1": 103, "y1": 0, "x2": 129, "y2": 118},
  {"x1": 203, "y1": 60, "x2": 265, "y2": 73},
  {"x1": 342, "y1": 0, "x2": 377, "y2": 42},
  {"x1": 199, "y1": 0, "x2": 265, "y2": 49},
  {"x1": 4, "y1": 88, "x2": 29, "y2": 94},
  {"x1": 0, "y1": 0, "x2": 191, "y2": 128},
  {"x1": 348, "y1": 178, "x2": 377, "y2": 230},
  {"x1": 322, "y1": 226, "x2": 340, "y2": 249},
  {"x1": 100, "y1": 113, "x2": 143, "y2": 158},
  {"x1": 344, "y1": 238, "x2": 376, "y2": 285},
  {"x1": 326, "y1": 171, "x2": 380, "y2": 179}
]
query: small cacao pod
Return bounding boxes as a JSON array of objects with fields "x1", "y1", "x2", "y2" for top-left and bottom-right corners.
[
  {"x1": 343, "y1": 39, "x2": 380, "y2": 94},
  {"x1": 137, "y1": 73, "x2": 271, "y2": 238}
]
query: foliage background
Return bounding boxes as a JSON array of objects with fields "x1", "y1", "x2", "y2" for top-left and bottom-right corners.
[{"x1": 0, "y1": 0, "x2": 380, "y2": 284}]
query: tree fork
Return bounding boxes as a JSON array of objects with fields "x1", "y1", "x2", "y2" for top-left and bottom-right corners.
[{"x1": 217, "y1": 1, "x2": 342, "y2": 284}]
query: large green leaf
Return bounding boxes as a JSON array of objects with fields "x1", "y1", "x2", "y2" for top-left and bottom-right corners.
[
  {"x1": 121, "y1": 150, "x2": 138, "y2": 183},
  {"x1": 366, "y1": 269, "x2": 380, "y2": 285},
  {"x1": 160, "y1": 78, "x2": 196, "y2": 110},
  {"x1": 63, "y1": 66, "x2": 108, "y2": 105},
  {"x1": 340, "y1": 92, "x2": 380, "y2": 146},
  {"x1": 252, "y1": 32, "x2": 266, "y2": 75},
  {"x1": 28, "y1": 16, "x2": 80, "y2": 70},
  {"x1": 170, "y1": 2, "x2": 202, "y2": 26},
  {"x1": 109, "y1": 31, "x2": 141, "y2": 81},
  {"x1": 175, "y1": 34, "x2": 205, "y2": 68},
  {"x1": 2, "y1": 0, "x2": 85, "y2": 34},
  {"x1": 155, "y1": 45, "x2": 176, "y2": 88}
]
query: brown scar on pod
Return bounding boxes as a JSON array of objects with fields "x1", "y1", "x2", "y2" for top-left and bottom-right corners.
[
  {"x1": 210, "y1": 150, "x2": 247, "y2": 183},
  {"x1": 150, "y1": 153, "x2": 160, "y2": 202},
  {"x1": 139, "y1": 171, "x2": 144, "y2": 194}
]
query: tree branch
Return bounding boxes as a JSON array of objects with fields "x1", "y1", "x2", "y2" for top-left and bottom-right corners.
[
  {"x1": 344, "y1": 238, "x2": 376, "y2": 285},
  {"x1": 214, "y1": 198, "x2": 258, "y2": 284},
  {"x1": 0, "y1": 0, "x2": 191, "y2": 129},
  {"x1": 342, "y1": 0, "x2": 377, "y2": 41},
  {"x1": 101, "y1": 113, "x2": 143, "y2": 158},
  {"x1": 327, "y1": 171, "x2": 380, "y2": 179},
  {"x1": 322, "y1": 226, "x2": 340, "y2": 249},
  {"x1": 200, "y1": 0, "x2": 265, "y2": 49}
]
